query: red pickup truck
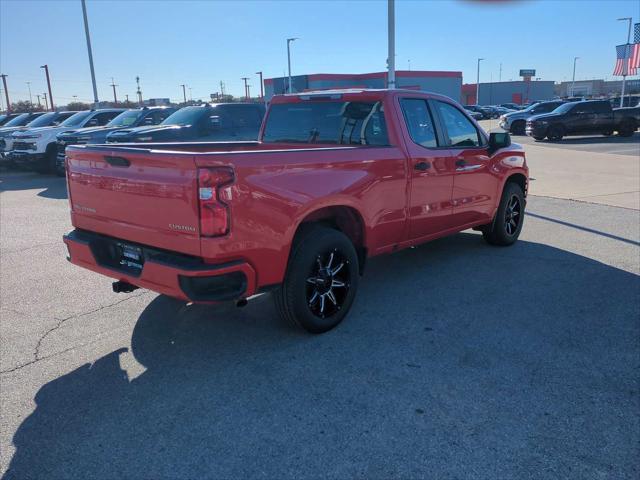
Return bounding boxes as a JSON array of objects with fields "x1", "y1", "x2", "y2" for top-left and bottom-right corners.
[{"x1": 63, "y1": 89, "x2": 528, "y2": 333}]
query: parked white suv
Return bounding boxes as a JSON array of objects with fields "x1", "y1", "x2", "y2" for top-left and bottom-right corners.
[{"x1": 10, "y1": 109, "x2": 123, "y2": 173}]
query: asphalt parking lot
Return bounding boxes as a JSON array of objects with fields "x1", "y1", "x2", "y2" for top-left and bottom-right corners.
[{"x1": 1, "y1": 134, "x2": 639, "y2": 479}]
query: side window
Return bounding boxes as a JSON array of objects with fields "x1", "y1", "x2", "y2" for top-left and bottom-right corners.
[
  {"x1": 593, "y1": 102, "x2": 609, "y2": 113},
  {"x1": 93, "y1": 112, "x2": 120, "y2": 126},
  {"x1": 226, "y1": 107, "x2": 262, "y2": 128},
  {"x1": 434, "y1": 101, "x2": 481, "y2": 147},
  {"x1": 400, "y1": 99, "x2": 438, "y2": 148}
]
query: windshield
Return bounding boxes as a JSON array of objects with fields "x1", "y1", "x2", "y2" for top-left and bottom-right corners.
[
  {"x1": 3, "y1": 113, "x2": 31, "y2": 127},
  {"x1": 25, "y1": 112, "x2": 59, "y2": 128},
  {"x1": 107, "y1": 110, "x2": 142, "y2": 127},
  {"x1": 263, "y1": 101, "x2": 389, "y2": 145},
  {"x1": 60, "y1": 111, "x2": 92, "y2": 127},
  {"x1": 161, "y1": 106, "x2": 205, "y2": 126},
  {"x1": 551, "y1": 103, "x2": 575, "y2": 114}
]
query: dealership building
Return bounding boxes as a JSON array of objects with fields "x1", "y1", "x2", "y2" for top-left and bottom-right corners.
[
  {"x1": 461, "y1": 80, "x2": 556, "y2": 105},
  {"x1": 264, "y1": 70, "x2": 462, "y2": 101}
]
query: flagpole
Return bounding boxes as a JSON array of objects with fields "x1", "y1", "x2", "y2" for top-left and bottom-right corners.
[{"x1": 618, "y1": 17, "x2": 632, "y2": 108}]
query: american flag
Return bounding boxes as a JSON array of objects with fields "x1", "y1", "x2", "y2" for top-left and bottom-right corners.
[
  {"x1": 635, "y1": 22, "x2": 640, "y2": 43},
  {"x1": 614, "y1": 44, "x2": 638, "y2": 76}
]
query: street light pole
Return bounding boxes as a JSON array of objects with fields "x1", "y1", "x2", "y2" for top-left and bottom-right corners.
[
  {"x1": 241, "y1": 77, "x2": 250, "y2": 100},
  {"x1": 40, "y1": 65, "x2": 54, "y2": 111},
  {"x1": 26, "y1": 82, "x2": 32, "y2": 105},
  {"x1": 256, "y1": 71, "x2": 264, "y2": 100},
  {"x1": 570, "y1": 56, "x2": 579, "y2": 97},
  {"x1": 476, "y1": 58, "x2": 484, "y2": 105},
  {"x1": 0, "y1": 74, "x2": 10, "y2": 112},
  {"x1": 387, "y1": 0, "x2": 396, "y2": 89},
  {"x1": 180, "y1": 84, "x2": 187, "y2": 104},
  {"x1": 617, "y1": 17, "x2": 632, "y2": 107},
  {"x1": 286, "y1": 37, "x2": 298, "y2": 93},
  {"x1": 81, "y1": 0, "x2": 99, "y2": 108},
  {"x1": 36, "y1": 94, "x2": 42, "y2": 108},
  {"x1": 43, "y1": 92, "x2": 48, "y2": 111}
]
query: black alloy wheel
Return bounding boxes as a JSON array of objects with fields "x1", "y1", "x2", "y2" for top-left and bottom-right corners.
[
  {"x1": 306, "y1": 249, "x2": 351, "y2": 319},
  {"x1": 504, "y1": 194, "x2": 521, "y2": 236}
]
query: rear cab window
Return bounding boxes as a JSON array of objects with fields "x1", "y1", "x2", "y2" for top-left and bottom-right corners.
[
  {"x1": 400, "y1": 98, "x2": 439, "y2": 148},
  {"x1": 263, "y1": 101, "x2": 389, "y2": 145}
]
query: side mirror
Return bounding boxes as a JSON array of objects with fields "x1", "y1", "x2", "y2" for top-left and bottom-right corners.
[{"x1": 488, "y1": 132, "x2": 511, "y2": 155}]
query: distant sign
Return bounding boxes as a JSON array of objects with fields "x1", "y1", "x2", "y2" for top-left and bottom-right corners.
[{"x1": 520, "y1": 69, "x2": 536, "y2": 77}]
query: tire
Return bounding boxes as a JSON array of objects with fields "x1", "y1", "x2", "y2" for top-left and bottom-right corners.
[
  {"x1": 274, "y1": 225, "x2": 359, "y2": 333},
  {"x1": 33, "y1": 144, "x2": 57, "y2": 174},
  {"x1": 547, "y1": 125, "x2": 564, "y2": 141},
  {"x1": 532, "y1": 135, "x2": 546, "y2": 141},
  {"x1": 482, "y1": 182, "x2": 525, "y2": 246},
  {"x1": 617, "y1": 120, "x2": 635, "y2": 137},
  {"x1": 511, "y1": 121, "x2": 525, "y2": 135}
]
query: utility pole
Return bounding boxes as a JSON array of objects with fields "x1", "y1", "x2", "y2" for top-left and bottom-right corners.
[
  {"x1": 110, "y1": 77, "x2": 118, "y2": 103},
  {"x1": 571, "y1": 56, "x2": 579, "y2": 97},
  {"x1": 26, "y1": 81, "x2": 33, "y2": 105},
  {"x1": 220, "y1": 81, "x2": 225, "y2": 97},
  {"x1": 136, "y1": 76, "x2": 143, "y2": 105},
  {"x1": 125, "y1": 94, "x2": 129, "y2": 103},
  {"x1": 617, "y1": 17, "x2": 632, "y2": 107},
  {"x1": 387, "y1": 0, "x2": 395, "y2": 89},
  {"x1": 36, "y1": 94, "x2": 42, "y2": 108},
  {"x1": 81, "y1": 0, "x2": 99, "y2": 108},
  {"x1": 255, "y1": 71, "x2": 264, "y2": 100},
  {"x1": 40, "y1": 64, "x2": 54, "y2": 110},
  {"x1": 241, "y1": 77, "x2": 250, "y2": 100},
  {"x1": 43, "y1": 92, "x2": 48, "y2": 111},
  {"x1": 476, "y1": 58, "x2": 484, "y2": 105},
  {"x1": 286, "y1": 37, "x2": 298, "y2": 93},
  {"x1": 180, "y1": 84, "x2": 187, "y2": 103},
  {"x1": 0, "y1": 74, "x2": 10, "y2": 112}
]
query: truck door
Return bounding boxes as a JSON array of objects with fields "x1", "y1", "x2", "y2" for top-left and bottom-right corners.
[
  {"x1": 570, "y1": 102, "x2": 598, "y2": 134},
  {"x1": 430, "y1": 99, "x2": 499, "y2": 227},
  {"x1": 399, "y1": 98, "x2": 455, "y2": 240}
]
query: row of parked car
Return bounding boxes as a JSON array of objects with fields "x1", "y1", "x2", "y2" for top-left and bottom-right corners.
[
  {"x1": 462, "y1": 98, "x2": 640, "y2": 141},
  {"x1": 0, "y1": 102, "x2": 266, "y2": 175}
]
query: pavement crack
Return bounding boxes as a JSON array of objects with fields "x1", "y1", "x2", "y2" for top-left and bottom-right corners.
[{"x1": 0, "y1": 292, "x2": 148, "y2": 376}]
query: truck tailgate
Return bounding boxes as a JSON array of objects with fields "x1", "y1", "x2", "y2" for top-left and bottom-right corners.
[{"x1": 66, "y1": 146, "x2": 201, "y2": 256}]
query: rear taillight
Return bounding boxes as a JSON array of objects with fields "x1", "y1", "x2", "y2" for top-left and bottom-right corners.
[{"x1": 197, "y1": 167, "x2": 234, "y2": 237}]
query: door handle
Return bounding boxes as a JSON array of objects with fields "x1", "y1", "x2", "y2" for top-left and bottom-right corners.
[
  {"x1": 455, "y1": 158, "x2": 466, "y2": 167},
  {"x1": 414, "y1": 161, "x2": 431, "y2": 171}
]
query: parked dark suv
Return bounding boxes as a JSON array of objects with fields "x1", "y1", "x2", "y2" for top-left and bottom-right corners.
[{"x1": 106, "y1": 103, "x2": 266, "y2": 143}]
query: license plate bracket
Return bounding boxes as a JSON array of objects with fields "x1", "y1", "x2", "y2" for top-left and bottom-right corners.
[{"x1": 117, "y1": 242, "x2": 144, "y2": 271}]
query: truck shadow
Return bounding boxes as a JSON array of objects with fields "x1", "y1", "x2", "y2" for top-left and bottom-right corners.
[
  {"x1": 4, "y1": 234, "x2": 640, "y2": 479},
  {"x1": 0, "y1": 172, "x2": 67, "y2": 199}
]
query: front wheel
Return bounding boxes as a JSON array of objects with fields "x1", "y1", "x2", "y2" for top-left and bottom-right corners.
[
  {"x1": 511, "y1": 121, "x2": 525, "y2": 135},
  {"x1": 274, "y1": 226, "x2": 359, "y2": 333},
  {"x1": 483, "y1": 182, "x2": 525, "y2": 246},
  {"x1": 547, "y1": 125, "x2": 564, "y2": 141},
  {"x1": 617, "y1": 120, "x2": 635, "y2": 137}
]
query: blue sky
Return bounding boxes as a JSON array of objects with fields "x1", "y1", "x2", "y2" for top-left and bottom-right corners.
[{"x1": 1, "y1": 0, "x2": 638, "y2": 106}]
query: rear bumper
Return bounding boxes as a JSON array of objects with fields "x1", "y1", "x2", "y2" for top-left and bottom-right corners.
[{"x1": 63, "y1": 229, "x2": 257, "y2": 303}]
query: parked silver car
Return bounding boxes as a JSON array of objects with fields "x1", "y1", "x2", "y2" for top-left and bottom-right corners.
[{"x1": 499, "y1": 100, "x2": 565, "y2": 135}]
